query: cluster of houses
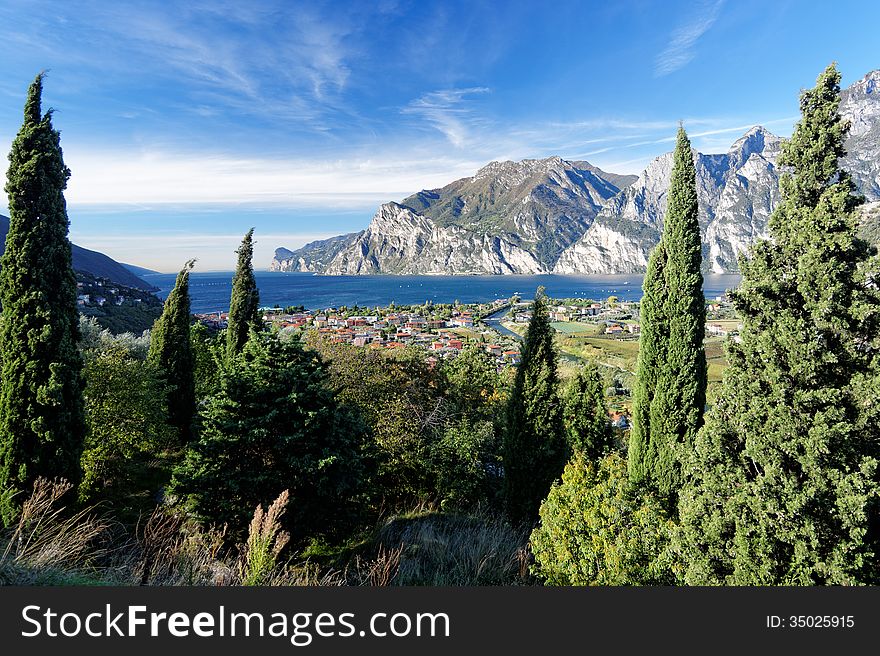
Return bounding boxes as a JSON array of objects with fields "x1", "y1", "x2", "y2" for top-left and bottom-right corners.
[
  {"x1": 76, "y1": 279, "x2": 142, "y2": 308},
  {"x1": 194, "y1": 303, "x2": 521, "y2": 366}
]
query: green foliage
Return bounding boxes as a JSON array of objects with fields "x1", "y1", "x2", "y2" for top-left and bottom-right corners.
[
  {"x1": 190, "y1": 322, "x2": 221, "y2": 401},
  {"x1": 79, "y1": 340, "x2": 174, "y2": 509},
  {"x1": 171, "y1": 331, "x2": 365, "y2": 545},
  {"x1": 530, "y1": 452, "x2": 676, "y2": 586},
  {"x1": 503, "y1": 287, "x2": 569, "y2": 523},
  {"x1": 677, "y1": 65, "x2": 880, "y2": 585},
  {"x1": 562, "y1": 361, "x2": 612, "y2": 459},
  {"x1": 148, "y1": 260, "x2": 196, "y2": 444},
  {"x1": 0, "y1": 74, "x2": 86, "y2": 521},
  {"x1": 442, "y1": 344, "x2": 505, "y2": 417},
  {"x1": 630, "y1": 127, "x2": 707, "y2": 500},
  {"x1": 85, "y1": 303, "x2": 163, "y2": 335},
  {"x1": 0, "y1": 485, "x2": 17, "y2": 528},
  {"x1": 306, "y1": 337, "x2": 508, "y2": 511},
  {"x1": 431, "y1": 418, "x2": 499, "y2": 510},
  {"x1": 226, "y1": 228, "x2": 261, "y2": 360}
]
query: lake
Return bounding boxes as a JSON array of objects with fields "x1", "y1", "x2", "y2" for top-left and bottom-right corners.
[{"x1": 148, "y1": 272, "x2": 743, "y2": 315}]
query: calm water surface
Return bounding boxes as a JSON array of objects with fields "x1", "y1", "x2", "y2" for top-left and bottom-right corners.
[{"x1": 149, "y1": 272, "x2": 742, "y2": 315}]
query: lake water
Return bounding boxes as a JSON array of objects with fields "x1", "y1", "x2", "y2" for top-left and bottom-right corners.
[{"x1": 148, "y1": 272, "x2": 742, "y2": 315}]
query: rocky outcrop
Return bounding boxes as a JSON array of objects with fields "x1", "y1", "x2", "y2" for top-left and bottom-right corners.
[
  {"x1": 319, "y1": 202, "x2": 544, "y2": 274},
  {"x1": 554, "y1": 127, "x2": 783, "y2": 273}
]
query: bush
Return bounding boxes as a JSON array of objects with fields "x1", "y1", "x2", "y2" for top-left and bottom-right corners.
[
  {"x1": 79, "y1": 342, "x2": 174, "y2": 509},
  {"x1": 530, "y1": 452, "x2": 676, "y2": 585},
  {"x1": 431, "y1": 418, "x2": 500, "y2": 510}
]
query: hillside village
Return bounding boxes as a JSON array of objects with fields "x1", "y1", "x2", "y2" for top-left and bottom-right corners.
[{"x1": 75, "y1": 272, "x2": 164, "y2": 334}]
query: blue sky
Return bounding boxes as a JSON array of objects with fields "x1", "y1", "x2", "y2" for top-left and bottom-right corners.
[{"x1": 0, "y1": 0, "x2": 878, "y2": 271}]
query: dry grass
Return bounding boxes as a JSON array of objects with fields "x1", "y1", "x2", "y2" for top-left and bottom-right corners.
[
  {"x1": 240, "y1": 490, "x2": 291, "y2": 586},
  {"x1": 1, "y1": 483, "x2": 532, "y2": 587},
  {"x1": 0, "y1": 478, "x2": 111, "y2": 585},
  {"x1": 369, "y1": 509, "x2": 532, "y2": 585}
]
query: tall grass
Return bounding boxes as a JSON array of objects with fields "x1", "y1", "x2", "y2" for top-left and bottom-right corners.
[
  {"x1": 369, "y1": 508, "x2": 532, "y2": 585},
  {"x1": 240, "y1": 490, "x2": 290, "y2": 586},
  {"x1": 0, "y1": 478, "x2": 111, "y2": 585},
  {"x1": 1, "y1": 483, "x2": 533, "y2": 586}
]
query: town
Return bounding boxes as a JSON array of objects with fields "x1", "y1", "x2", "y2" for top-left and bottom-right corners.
[{"x1": 193, "y1": 293, "x2": 740, "y2": 370}]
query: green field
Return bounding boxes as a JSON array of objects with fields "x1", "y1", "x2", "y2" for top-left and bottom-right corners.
[
  {"x1": 557, "y1": 331, "x2": 731, "y2": 385},
  {"x1": 550, "y1": 321, "x2": 603, "y2": 335}
]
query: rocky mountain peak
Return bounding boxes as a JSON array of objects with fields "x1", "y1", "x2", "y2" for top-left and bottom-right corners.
[
  {"x1": 844, "y1": 69, "x2": 880, "y2": 97},
  {"x1": 472, "y1": 156, "x2": 568, "y2": 187},
  {"x1": 727, "y1": 125, "x2": 782, "y2": 171}
]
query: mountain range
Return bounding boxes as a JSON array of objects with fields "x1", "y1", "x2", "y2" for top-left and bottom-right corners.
[
  {"x1": 272, "y1": 70, "x2": 880, "y2": 276},
  {"x1": 0, "y1": 214, "x2": 157, "y2": 291}
]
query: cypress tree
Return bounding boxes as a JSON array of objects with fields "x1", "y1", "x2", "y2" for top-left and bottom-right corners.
[
  {"x1": 0, "y1": 73, "x2": 85, "y2": 518},
  {"x1": 677, "y1": 64, "x2": 880, "y2": 585},
  {"x1": 562, "y1": 360, "x2": 612, "y2": 460},
  {"x1": 226, "y1": 228, "x2": 261, "y2": 360},
  {"x1": 629, "y1": 241, "x2": 668, "y2": 486},
  {"x1": 503, "y1": 286, "x2": 568, "y2": 523},
  {"x1": 148, "y1": 260, "x2": 196, "y2": 444},
  {"x1": 629, "y1": 127, "x2": 707, "y2": 500}
]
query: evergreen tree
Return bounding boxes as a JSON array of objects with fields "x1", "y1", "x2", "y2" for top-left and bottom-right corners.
[
  {"x1": 677, "y1": 64, "x2": 880, "y2": 585},
  {"x1": 226, "y1": 228, "x2": 261, "y2": 360},
  {"x1": 0, "y1": 73, "x2": 85, "y2": 519},
  {"x1": 171, "y1": 331, "x2": 365, "y2": 544},
  {"x1": 503, "y1": 287, "x2": 568, "y2": 523},
  {"x1": 148, "y1": 260, "x2": 196, "y2": 444},
  {"x1": 629, "y1": 127, "x2": 707, "y2": 500},
  {"x1": 562, "y1": 360, "x2": 612, "y2": 460}
]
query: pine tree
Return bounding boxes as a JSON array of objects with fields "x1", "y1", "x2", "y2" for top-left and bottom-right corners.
[
  {"x1": 226, "y1": 228, "x2": 261, "y2": 360},
  {"x1": 677, "y1": 64, "x2": 880, "y2": 585},
  {"x1": 0, "y1": 74, "x2": 85, "y2": 519},
  {"x1": 148, "y1": 260, "x2": 196, "y2": 444},
  {"x1": 562, "y1": 360, "x2": 612, "y2": 460},
  {"x1": 629, "y1": 127, "x2": 707, "y2": 500},
  {"x1": 503, "y1": 287, "x2": 568, "y2": 523},
  {"x1": 171, "y1": 331, "x2": 365, "y2": 544}
]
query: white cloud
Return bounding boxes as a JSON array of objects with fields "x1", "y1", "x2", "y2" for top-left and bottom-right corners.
[
  {"x1": 401, "y1": 87, "x2": 491, "y2": 147},
  {"x1": 654, "y1": 1, "x2": 725, "y2": 77},
  {"x1": 30, "y1": 147, "x2": 485, "y2": 209}
]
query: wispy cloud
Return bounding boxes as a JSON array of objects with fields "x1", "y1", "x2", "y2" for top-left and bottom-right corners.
[
  {"x1": 654, "y1": 0, "x2": 725, "y2": 77},
  {"x1": 3, "y1": 147, "x2": 485, "y2": 209},
  {"x1": 401, "y1": 87, "x2": 491, "y2": 147}
]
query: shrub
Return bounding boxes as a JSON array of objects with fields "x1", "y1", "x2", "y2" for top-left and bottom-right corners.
[{"x1": 530, "y1": 452, "x2": 676, "y2": 585}]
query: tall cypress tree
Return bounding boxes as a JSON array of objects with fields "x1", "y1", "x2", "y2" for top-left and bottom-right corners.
[
  {"x1": 226, "y1": 228, "x2": 261, "y2": 360},
  {"x1": 678, "y1": 64, "x2": 880, "y2": 585},
  {"x1": 562, "y1": 360, "x2": 612, "y2": 460},
  {"x1": 503, "y1": 287, "x2": 568, "y2": 523},
  {"x1": 629, "y1": 127, "x2": 707, "y2": 500},
  {"x1": 0, "y1": 74, "x2": 85, "y2": 518},
  {"x1": 148, "y1": 260, "x2": 196, "y2": 444}
]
